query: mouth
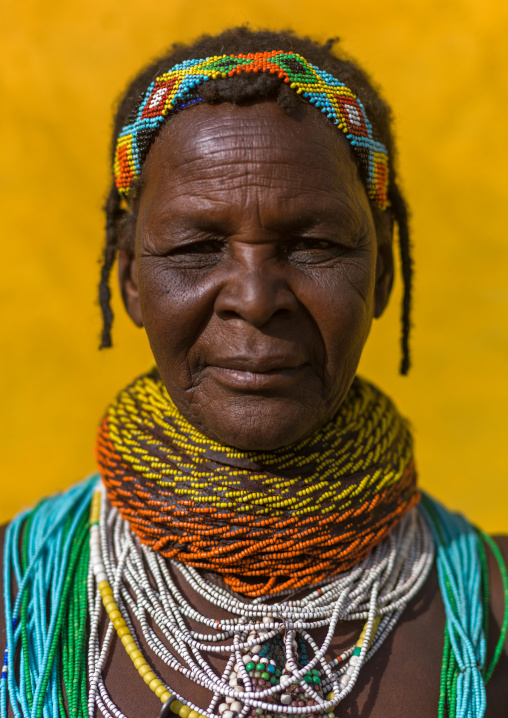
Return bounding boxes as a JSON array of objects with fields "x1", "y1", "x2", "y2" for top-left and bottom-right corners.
[{"x1": 207, "y1": 357, "x2": 309, "y2": 391}]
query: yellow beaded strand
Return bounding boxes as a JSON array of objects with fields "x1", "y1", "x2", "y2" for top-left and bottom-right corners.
[{"x1": 92, "y1": 488, "x2": 208, "y2": 718}]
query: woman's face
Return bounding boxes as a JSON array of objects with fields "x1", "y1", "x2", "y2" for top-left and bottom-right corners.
[{"x1": 119, "y1": 101, "x2": 393, "y2": 449}]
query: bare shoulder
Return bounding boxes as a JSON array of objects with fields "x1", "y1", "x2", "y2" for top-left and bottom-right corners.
[
  {"x1": 484, "y1": 534, "x2": 508, "y2": 715},
  {"x1": 488, "y1": 534, "x2": 508, "y2": 626},
  {"x1": 487, "y1": 534, "x2": 508, "y2": 616},
  {"x1": 491, "y1": 534, "x2": 508, "y2": 559}
]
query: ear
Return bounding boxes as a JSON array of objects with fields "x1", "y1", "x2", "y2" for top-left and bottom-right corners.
[
  {"x1": 118, "y1": 249, "x2": 143, "y2": 327},
  {"x1": 373, "y1": 209, "x2": 394, "y2": 318}
]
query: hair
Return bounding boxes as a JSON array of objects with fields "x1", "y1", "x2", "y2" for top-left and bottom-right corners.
[{"x1": 99, "y1": 27, "x2": 413, "y2": 374}]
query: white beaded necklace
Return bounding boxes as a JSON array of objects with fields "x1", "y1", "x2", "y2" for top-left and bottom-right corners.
[{"x1": 88, "y1": 484, "x2": 434, "y2": 718}]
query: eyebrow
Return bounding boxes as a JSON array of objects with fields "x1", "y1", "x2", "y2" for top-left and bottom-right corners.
[{"x1": 268, "y1": 203, "x2": 370, "y2": 236}]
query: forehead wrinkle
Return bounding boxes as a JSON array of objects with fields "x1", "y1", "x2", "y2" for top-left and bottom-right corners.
[
  {"x1": 142, "y1": 102, "x2": 371, "y2": 227},
  {"x1": 155, "y1": 162, "x2": 360, "y2": 218},
  {"x1": 157, "y1": 145, "x2": 360, "y2": 207},
  {"x1": 149, "y1": 102, "x2": 348, "y2": 178},
  {"x1": 152, "y1": 182, "x2": 369, "y2": 245}
]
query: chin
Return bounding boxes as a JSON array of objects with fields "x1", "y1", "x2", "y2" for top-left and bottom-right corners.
[{"x1": 196, "y1": 396, "x2": 324, "y2": 451}]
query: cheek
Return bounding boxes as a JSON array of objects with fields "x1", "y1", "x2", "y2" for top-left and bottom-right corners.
[
  {"x1": 302, "y1": 260, "x2": 376, "y2": 372},
  {"x1": 137, "y1": 258, "x2": 216, "y2": 373}
]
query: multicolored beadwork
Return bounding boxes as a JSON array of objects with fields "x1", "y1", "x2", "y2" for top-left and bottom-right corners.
[
  {"x1": 2, "y1": 421, "x2": 508, "y2": 718},
  {"x1": 96, "y1": 371, "x2": 418, "y2": 597},
  {"x1": 113, "y1": 52, "x2": 389, "y2": 209},
  {"x1": 88, "y1": 481, "x2": 434, "y2": 718}
]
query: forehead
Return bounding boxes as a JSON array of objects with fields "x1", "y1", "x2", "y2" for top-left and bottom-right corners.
[{"x1": 139, "y1": 101, "x2": 370, "y2": 222}]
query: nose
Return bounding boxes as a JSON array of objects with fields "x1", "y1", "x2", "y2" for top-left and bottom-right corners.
[{"x1": 214, "y1": 246, "x2": 299, "y2": 327}]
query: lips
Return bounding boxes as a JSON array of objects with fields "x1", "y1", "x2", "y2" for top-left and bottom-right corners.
[{"x1": 207, "y1": 355, "x2": 309, "y2": 391}]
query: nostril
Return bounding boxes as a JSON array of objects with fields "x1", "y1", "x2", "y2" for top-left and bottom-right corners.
[
  {"x1": 218, "y1": 308, "x2": 282, "y2": 328},
  {"x1": 218, "y1": 308, "x2": 241, "y2": 321},
  {"x1": 214, "y1": 272, "x2": 298, "y2": 327}
]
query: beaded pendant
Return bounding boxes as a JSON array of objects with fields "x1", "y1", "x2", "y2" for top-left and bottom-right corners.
[{"x1": 215, "y1": 632, "x2": 329, "y2": 718}]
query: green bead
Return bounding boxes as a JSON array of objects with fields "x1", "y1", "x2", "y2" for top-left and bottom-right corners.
[
  {"x1": 304, "y1": 675, "x2": 312, "y2": 683},
  {"x1": 261, "y1": 672, "x2": 270, "y2": 680},
  {"x1": 246, "y1": 662, "x2": 255, "y2": 672},
  {"x1": 270, "y1": 676, "x2": 278, "y2": 685},
  {"x1": 256, "y1": 663, "x2": 265, "y2": 671},
  {"x1": 312, "y1": 669, "x2": 320, "y2": 676},
  {"x1": 312, "y1": 676, "x2": 321, "y2": 684},
  {"x1": 275, "y1": 669, "x2": 281, "y2": 677}
]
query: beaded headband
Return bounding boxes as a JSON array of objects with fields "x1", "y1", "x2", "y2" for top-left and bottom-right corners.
[{"x1": 114, "y1": 51, "x2": 389, "y2": 209}]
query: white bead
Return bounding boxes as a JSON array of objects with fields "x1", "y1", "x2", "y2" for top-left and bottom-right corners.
[
  {"x1": 230, "y1": 702, "x2": 242, "y2": 713},
  {"x1": 260, "y1": 658, "x2": 269, "y2": 665},
  {"x1": 89, "y1": 500, "x2": 434, "y2": 718},
  {"x1": 280, "y1": 694, "x2": 292, "y2": 705}
]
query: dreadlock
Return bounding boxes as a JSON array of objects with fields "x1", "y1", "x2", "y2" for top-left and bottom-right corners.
[{"x1": 99, "y1": 26, "x2": 413, "y2": 374}]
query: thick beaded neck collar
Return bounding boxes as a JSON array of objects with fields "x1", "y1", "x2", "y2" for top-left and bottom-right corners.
[{"x1": 96, "y1": 371, "x2": 418, "y2": 596}]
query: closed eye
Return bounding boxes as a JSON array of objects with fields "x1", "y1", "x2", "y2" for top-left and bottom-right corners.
[
  {"x1": 161, "y1": 237, "x2": 227, "y2": 268},
  {"x1": 289, "y1": 238, "x2": 338, "y2": 252},
  {"x1": 283, "y1": 237, "x2": 347, "y2": 264},
  {"x1": 168, "y1": 238, "x2": 225, "y2": 255}
]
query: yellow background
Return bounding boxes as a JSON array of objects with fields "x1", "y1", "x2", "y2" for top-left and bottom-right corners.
[{"x1": 1, "y1": 0, "x2": 507, "y2": 528}]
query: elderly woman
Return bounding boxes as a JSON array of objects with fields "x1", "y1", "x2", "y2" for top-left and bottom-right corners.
[{"x1": 1, "y1": 27, "x2": 507, "y2": 718}]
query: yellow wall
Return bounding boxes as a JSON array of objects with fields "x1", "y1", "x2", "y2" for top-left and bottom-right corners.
[{"x1": 1, "y1": 0, "x2": 507, "y2": 529}]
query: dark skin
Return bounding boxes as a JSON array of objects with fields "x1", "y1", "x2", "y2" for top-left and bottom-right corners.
[
  {"x1": 118, "y1": 101, "x2": 393, "y2": 450},
  {"x1": 1, "y1": 101, "x2": 507, "y2": 716}
]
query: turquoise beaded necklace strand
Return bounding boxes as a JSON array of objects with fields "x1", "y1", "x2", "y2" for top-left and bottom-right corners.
[
  {"x1": 421, "y1": 495, "x2": 508, "y2": 718},
  {"x1": 1, "y1": 479, "x2": 95, "y2": 718}
]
